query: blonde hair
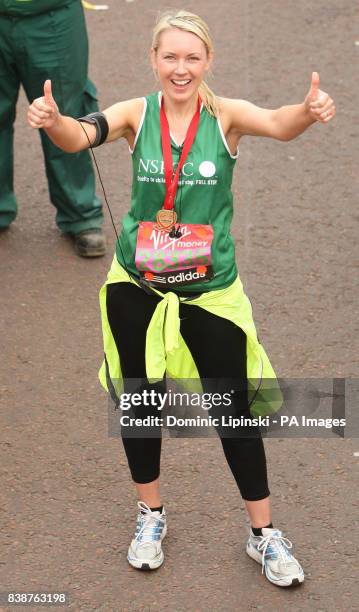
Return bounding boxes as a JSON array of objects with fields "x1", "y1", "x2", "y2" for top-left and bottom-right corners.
[{"x1": 152, "y1": 10, "x2": 218, "y2": 117}]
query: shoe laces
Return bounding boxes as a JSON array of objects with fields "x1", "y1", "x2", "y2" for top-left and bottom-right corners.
[
  {"x1": 256, "y1": 530, "x2": 293, "y2": 574},
  {"x1": 135, "y1": 501, "x2": 165, "y2": 545}
]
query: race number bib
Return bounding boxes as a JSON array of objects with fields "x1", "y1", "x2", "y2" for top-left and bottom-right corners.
[{"x1": 135, "y1": 221, "x2": 214, "y2": 287}]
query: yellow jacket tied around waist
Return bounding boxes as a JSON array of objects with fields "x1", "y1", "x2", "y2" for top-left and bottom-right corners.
[{"x1": 99, "y1": 256, "x2": 283, "y2": 417}]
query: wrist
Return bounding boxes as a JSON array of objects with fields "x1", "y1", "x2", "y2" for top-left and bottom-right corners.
[
  {"x1": 45, "y1": 110, "x2": 62, "y2": 133},
  {"x1": 302, "y1": 100, "x2": 317, "y2": 125}
]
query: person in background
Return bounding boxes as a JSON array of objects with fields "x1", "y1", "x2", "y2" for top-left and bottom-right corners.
[{"x1": 0, "y1": 0, "x2": 106, "y2": 256}]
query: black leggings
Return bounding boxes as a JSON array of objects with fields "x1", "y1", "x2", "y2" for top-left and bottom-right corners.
[{"x1": 106, "y1": 282, "x2": 270, "y2": 501}]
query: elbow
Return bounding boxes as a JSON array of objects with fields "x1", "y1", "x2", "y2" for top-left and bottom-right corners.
[
  {"x1": 273, "y1": 126, "x2": 292, "y2": 142},
  {"x1": 271, "y1": 110, "x2": 293, "y2": 142},
  {"x1": 270, "y1": 125, "x2": 292, "y2": 142},
  {"x1": 277, "y1": 133, "x2": 292, "y2": 142},
  {"x1": 61, "y1": 144, "x2": 76, "y2": 153},
  {"x1": 63, "y1": 144, "x2": 84, "y2": 154},
  {"x1": 50, "y1": 140, "x2": 85, "y2": 154}
]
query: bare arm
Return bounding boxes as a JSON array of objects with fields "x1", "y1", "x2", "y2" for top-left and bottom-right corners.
[
  {"x1": 221, "y1": 72, "x2": 335, "y2": 142},
  {"x1": 27, "y1": 79, "x2": 143, "y2": 152}
]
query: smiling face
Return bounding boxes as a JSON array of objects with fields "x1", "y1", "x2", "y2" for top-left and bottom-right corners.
[{"x1": 151, "y1": 27, "x2": 212, "y2": 103}]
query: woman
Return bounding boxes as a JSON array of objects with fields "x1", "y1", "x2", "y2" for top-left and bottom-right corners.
[{"x1": 28, "y1": 10, "x2": 335, "y2": 587}]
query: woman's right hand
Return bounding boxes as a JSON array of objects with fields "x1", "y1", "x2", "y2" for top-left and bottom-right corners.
[{"x1": 28, "y1": 79, "x2": 60, "y2": 130}]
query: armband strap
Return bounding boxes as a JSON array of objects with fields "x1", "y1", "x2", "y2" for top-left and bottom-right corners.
[{"x1": 77, "y1": 111, "x2": 109, "y2": 147}]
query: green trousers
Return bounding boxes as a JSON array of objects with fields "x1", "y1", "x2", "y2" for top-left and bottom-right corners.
[{"x1": 0, "y1": 1, "x2": 103, "y2": 233}]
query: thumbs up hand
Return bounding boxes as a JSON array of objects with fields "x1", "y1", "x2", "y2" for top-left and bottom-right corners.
[
  {"x1": 43, "y1": 79, "x2": 56, "y2": 108},
  {"x1": 28, "y1": 79, "x2": 60, "y2": 129},
  {"x1": 304, "y1": 72, "x2": 336, "y2": 123}
]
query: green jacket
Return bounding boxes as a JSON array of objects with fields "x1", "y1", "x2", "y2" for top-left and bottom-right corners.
[
  {"x1": 99, "y1": 256, "x2": 283, "y2": 418},
  {"x1": 0, "y1": 0, "x2": 75, "y2": 17}
]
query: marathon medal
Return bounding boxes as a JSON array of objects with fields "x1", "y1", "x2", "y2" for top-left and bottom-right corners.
[{"x1": 155, "y1": 208, "x2": 177, "y2": 232}]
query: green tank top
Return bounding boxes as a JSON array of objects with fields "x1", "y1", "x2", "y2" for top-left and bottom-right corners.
[{"x1": 116, "y1": 91, "x2": 239, "y2": 292}]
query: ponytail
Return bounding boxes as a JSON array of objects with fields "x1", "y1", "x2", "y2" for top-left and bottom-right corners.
[{"x1": 199, "y1": 81, "x2": 218, "y2": 117}]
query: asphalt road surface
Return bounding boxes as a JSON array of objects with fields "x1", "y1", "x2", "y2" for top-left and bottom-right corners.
[{"x1": 1, "y1": 0, "x2": 358, "y2": 610}]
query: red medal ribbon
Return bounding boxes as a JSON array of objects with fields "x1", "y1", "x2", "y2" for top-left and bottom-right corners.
[{"x1": 160, "y1": 94, "x2": 201, "y2": 211}]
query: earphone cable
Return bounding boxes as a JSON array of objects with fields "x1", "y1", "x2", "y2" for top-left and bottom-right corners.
[{"x1": 78, "y1": 122, "x2": 131, "y2": 277}]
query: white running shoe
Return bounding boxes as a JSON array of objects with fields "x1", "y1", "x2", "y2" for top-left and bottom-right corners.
[
  {"x1": 246, "y1": 527, "x2": 305, "y2": 587},
  {"x1": 127, "y1": 501, "x2": 167, "y2": 570}
]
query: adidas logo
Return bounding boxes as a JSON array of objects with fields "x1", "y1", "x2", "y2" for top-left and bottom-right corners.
[
  {"x1": 167, "y1": 270, "x2": 206, "y2": 283},
  {"x1": 142, "y1": 268, "x2": 209, "y2": 286}
]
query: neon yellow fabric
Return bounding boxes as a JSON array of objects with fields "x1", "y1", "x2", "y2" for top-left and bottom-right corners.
[{"x1": 99, "y1": 255, "x2": 283, "y2": 417}]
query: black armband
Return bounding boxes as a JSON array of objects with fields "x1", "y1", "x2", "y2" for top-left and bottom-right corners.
[{"x1": 77, "y1": 111, "x2": 109, "y2": 147}]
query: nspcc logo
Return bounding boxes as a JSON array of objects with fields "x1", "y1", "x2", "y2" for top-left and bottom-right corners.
[
  {"x1": 138, "y1": 158, "x2": 194, "y2": 176},
  {"x1": 138, "y1": 159, "x2": 216, "y2": 178}
]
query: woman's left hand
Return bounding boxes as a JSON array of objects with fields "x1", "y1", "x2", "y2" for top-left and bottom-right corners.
[{"x1": 304, "y1": 72, "x2": 336, "y2": 123}]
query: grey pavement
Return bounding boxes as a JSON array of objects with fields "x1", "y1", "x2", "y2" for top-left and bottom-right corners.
[{"x1": 0, "y1": 0, "x2": 358, "y2": 610}]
